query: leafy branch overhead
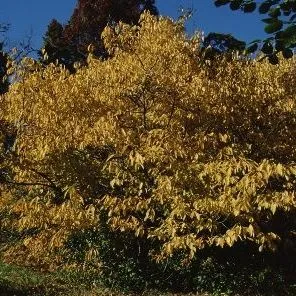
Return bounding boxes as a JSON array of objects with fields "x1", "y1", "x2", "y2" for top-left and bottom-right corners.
[{"x1": 213, "y1": 0, "x2": 296, "y2": 63}]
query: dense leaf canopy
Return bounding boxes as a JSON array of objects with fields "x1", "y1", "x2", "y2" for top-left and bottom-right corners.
[{"x1": 1, "y1": 13, "x2": 296, "y2": 269}]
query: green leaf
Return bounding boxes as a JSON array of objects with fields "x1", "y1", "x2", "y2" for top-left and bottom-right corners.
[
  {"x1": 277, "y1": 25, "x2": 296, "y2": 47},
  {"x1": 259, "y1": 2, "x2": 272, "y2": 14},
  {"x1": 280, "y1": 1, "x2": 291, "y2": 12},
  {"x1": 282, "y1": 24, "x2": 296, "y2": 38},
  {"x1": 275, "y1": 39, "x2": 285, "y2": 51},
  {"x1": 262, "y1": 17, "x2": 277, "y2": 24},
  {"x1": 261, "y1": 42, "x2": 274, "y2": 54},
  {"x1": 268, "y1": 54, "x2": 279, "y2": 64},
  {"x1": 275, "y1": 30, "x2": 284, "y2": 39},
  {"x1": 264, "y1": 19, "x2": 283, "y2": 33},
  {"x1": 243, "y1": 2, "x2": 256, "y2": 13},
  {"x1": 268, "y1": 7, "x2": 281, "y2": 18},
  {"x1": 282, "y1": 48, "x2": 293, "y2": 59},
  {"x1": 215, "y1": 0, "x2": 230, "y2": 7},
  {"x1": 230, "y1": 0, "x2": 243, "y2": 10}
]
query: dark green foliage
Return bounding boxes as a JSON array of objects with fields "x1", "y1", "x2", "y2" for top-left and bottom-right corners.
[
  {"x1": 68, "y1": 211, "x2": 296, "y2": 295},
  {"x1": 243, "y1": 1, "x2": 256, "y2": 13},
  {"x1": 89, "y1": 223, "x2": 296, "y2": 295},
  {"x1": 268, "y1": 7, "x2": 281, "y2": 18},
  {"x1": 214, "y1": 0, "x2": 230, "y2": 7},
  {"x1": 190, "y1": 250, "x2": 296, "y2": 296},
  {"x1": 262, "y1": 41, "x2": 274, "y2": 54},
  {"x1": 264, "y1": 19, "x2": 283, "y2": 33},
  {"x1": 203, "y1": 32, "x2": 246, "y2": 53},
  {"x1": 0, "y1": 43, "x2": 9, "y2": 95},
  {"x1": 39, "y1": 19, "x2": 76, "y2": 72},
  {"x1": 0, "y1": 24, "x2": 9, "y2": 94},
  {"x1": 95, "y1": 213, "x2": 151, "y2": 292},
  {"x1": 212, "y1": 0, "x2": 296, "y2": 63},
  {"x1": 201, "y1": 32, "x2": 246, "y2": 60},
  {"x1": 282, "y1": 47, "x2": 294, "y2": 58},
  {"x1": 246, "y1": 42, "x2": 258, "y2": 53},
  {"x1": 259, "y1": 2, "x2": 273, "y2": 14},
  {"x1": 0, "y1": 248, "x2": 296, "y2": 296},
  {"x1": 230, "y1": 0, "x2": 243, "y2": 11},
  {"x1": 268, "y1": 53, "x2": 280, "y2": 64}
]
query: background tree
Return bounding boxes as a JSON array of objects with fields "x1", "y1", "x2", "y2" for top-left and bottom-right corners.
[
  {"x1": 201, "y1": 32, "x2": 246, "y2": 60},
  {"x1": 40, "y1": 0, "x2": 158, "y2": 71},
  {"x1": 0, "y1": 43, "x2": 9, "y2": 95},
  {"x1": 203, "y1": 32, "x2": 246, "y2": 53},
  {"x1": 41, "y1": 19, "x2": 71, "y2": 68},
  {"x1": 0, "y1": 23, "x2": 9, "y2": 94},
  {"x1": 213, "y1": 0, "x2": 296, "y2": 63}
]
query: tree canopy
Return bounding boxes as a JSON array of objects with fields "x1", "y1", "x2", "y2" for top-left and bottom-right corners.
[{"x1": 1, "y1": 13, "x2": 296, "y2": 272}]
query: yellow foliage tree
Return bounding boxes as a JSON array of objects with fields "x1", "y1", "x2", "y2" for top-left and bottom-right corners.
[{"x1": 0, "y1": 12, "x2": 296, "y2": 269}]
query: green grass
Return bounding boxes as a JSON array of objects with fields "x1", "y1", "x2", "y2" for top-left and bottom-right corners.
[
  {"x1": 0, "y1": 260, "x2": 295, "y2": 296},
  {"x1": 0, "y1": 261, "x2": 66, "y2": 295},
  {"x1": 0, "y1": 261, "x2": 212, "y2": 296}
]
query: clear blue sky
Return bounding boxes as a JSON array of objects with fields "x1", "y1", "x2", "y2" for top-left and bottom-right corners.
[{"x1": 0, "y1": 1, "x2": 267, "y2": 51}]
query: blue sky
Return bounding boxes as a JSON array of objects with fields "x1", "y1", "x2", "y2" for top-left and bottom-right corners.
[{"x1": 0, "y1": 1, "x2": 267, "y2": 51}]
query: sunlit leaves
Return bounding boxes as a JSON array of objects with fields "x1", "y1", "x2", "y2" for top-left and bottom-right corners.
[{"x1": 1, "y1": 12, "x2": 296, "y2": 268}]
